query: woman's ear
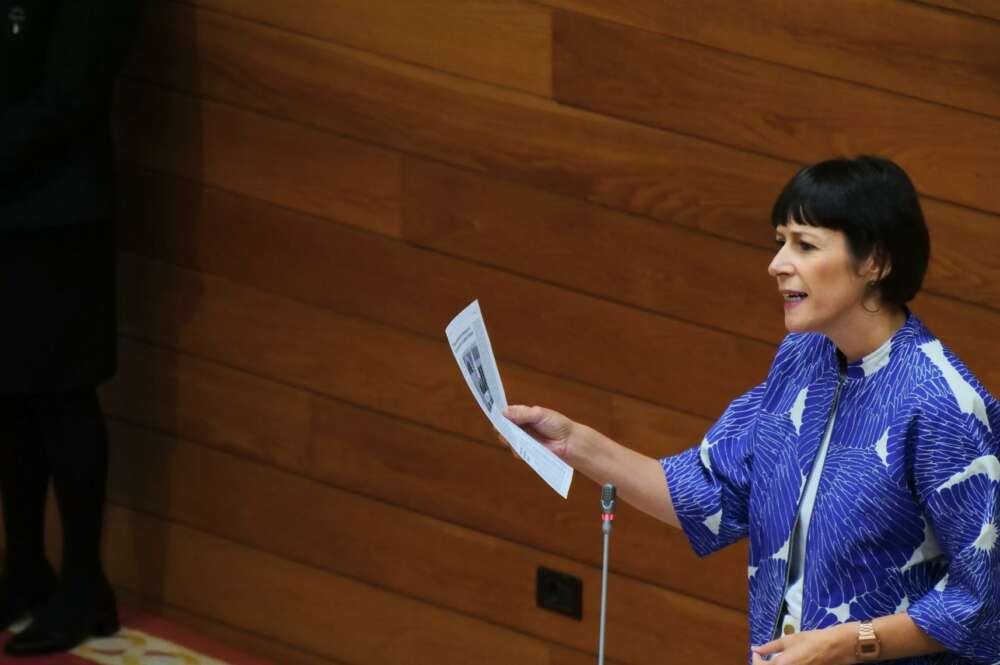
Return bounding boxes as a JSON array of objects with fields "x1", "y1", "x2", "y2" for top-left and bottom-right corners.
[{"x1": 862, "y1": 246, "x2": 892, "y2": 283}]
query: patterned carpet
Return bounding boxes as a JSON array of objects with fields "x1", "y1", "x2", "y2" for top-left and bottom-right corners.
[{"x1": 0, "y1": 609, "x2": 271, "y2": 665}]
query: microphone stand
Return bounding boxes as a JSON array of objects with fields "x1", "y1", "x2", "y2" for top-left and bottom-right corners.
[{"x1": 598, "y1": 484, "x2": 616, "y2": 665}]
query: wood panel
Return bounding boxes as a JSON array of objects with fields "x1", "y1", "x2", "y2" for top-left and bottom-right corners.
[
  {"x1": 184, "y1": 0, "x2": 554, "y2": 96},
  {"x1": 117, "y1": 163, "x2": 1000, "y2": 421},
  {"x1": 552, "y1": 11, "x2": 1000, "y2": 217},
  {"x1": 111, "y1": 78, "x2": 1000, "y2": 320},
  {"x1": 124, "y1": 1, "x2": 793, "y2": 247},
  {"x1": 118, "y1": 27, "x2": 1000, "y2": 316},
  {"x1": 114, "y1": 80, "x2": 402, "y2": 239},
  {"x1": 106, "y1": 421, "x2": 750, "y2": 662},
  {"x1": 399, "y1": 160, "x2": 1000, "y2": 393},
  {"x1": 913, "y1": 0, "x2": 1000, "y2": 21},
  {"x1": 920, "y1": 200, "x2": 1000, "y2": 312},
  {"x1": 115, "y1": 253, "x2": 697, "y2": 454},
  {"x1": 99, "y1": 505, "x2": 610, "y2": 665},
  {"x1": 402, "y1": 159, "x2": 784, "y2": 342},
  {"x1": 541, "y1": 0, "x2": 1000, "y2": 118},
  {"x1": 402, "y1": 159, "x2": 1000, "y2": 339},
  {"x1": 117, "y1": 170, "x2": 775, "y2": 418},
  {"x1": 102, "y1": 334, "x2": 748, "y2": 611}
]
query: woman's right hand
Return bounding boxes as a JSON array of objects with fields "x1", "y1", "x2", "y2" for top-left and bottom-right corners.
[
  {"x1": 498, "y1": 403, "x2": 680, "y2": 527},
  {"x1": 498, "y1": 404, "x2": 578, "y2": 463}
]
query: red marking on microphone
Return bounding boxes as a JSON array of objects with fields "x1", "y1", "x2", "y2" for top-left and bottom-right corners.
[{"x1": 601, "y1": 514, "x2": 615, "y2": 521}]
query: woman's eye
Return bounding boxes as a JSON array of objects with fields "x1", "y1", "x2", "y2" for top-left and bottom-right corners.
[{"x1": 800, "y1": 242, "x2": 816, "y2": 251}]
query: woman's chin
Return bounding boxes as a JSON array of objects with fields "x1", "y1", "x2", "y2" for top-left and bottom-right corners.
[{"x1": 782, "y1": 313, "x2": 814, "y2": 334}]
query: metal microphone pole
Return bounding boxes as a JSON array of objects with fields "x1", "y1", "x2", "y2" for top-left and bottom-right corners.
[{"x1": 598, "y1": 484, "x2": 616, "y2": 665}]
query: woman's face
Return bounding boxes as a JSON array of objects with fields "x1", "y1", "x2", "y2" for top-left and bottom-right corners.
[{"x1": 767, "y1": 220, "x2": 878, "y2": 335}]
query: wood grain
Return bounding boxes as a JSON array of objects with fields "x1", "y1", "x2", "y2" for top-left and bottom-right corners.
[
  {"x1": 118, "y1": 24, "x2": 1000, "y2": 315},
  {"x1": 912, "y1": 0, "x2": 1000, "y2": 21},
  {"x1": 108, "y1": 294, "x2": 750, "y2": 610},
  {"x1": 553, "y1": 11, "x2": 1000, "y2": 216},
  {"x1": 117, "y1": 172, "x2": 776, "y2": 418},
  {"x1": 106, "y1": 421, "x2": 750, "y2": 662},
  {"x1": 399, "y1": 160, "x2": 1000, "y2": 392},
  {"x1": 124, "y1": 1, "x2": 793, "y2": 246},
  {"x1": 115, "y1": 80, "x2": 402, "y2": 238},
  {"x1": 100, "y1": 504, "x2": 613, "y2": 665},
  {"x1": 402, "y1": 158, "x2": 785, "y2": 342},
  {"x1": 541, "y1": 0, "x2": 1000, "y2": 118},
  {"x1": 184, "y1": 0, "x2": 554, "y2": 96}
]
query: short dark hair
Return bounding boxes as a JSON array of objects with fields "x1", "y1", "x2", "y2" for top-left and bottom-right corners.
[{"x1": 770, "y1": 155, "x2": 930, "y2": 307}]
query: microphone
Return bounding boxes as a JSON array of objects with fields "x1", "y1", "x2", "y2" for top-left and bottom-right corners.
[
  {"x1": 598, "y1": 483, "x2": 616, "y2": 665},
  {"x1": 601, "y1": 483, "x2": 616, "y2": 534}
]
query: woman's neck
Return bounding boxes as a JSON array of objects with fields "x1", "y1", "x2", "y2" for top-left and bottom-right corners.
[{"x1": 826, "y1": 305, "x2": 908, "y2": 363}]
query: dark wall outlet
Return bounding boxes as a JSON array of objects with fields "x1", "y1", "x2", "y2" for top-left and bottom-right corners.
[{"x1": 536, "y1": 566, "x2": 583, "y2": 620}]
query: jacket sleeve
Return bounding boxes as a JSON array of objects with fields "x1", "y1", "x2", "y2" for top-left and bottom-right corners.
[
  {"x1": 0, "y1": 0, "x2": 142, "y2": 178},
  {"x1": 660, "y1": 381, "x2": 766, "y2": 557},
  {"x1": 905, "y1": 379, "x2": 1000, "y2": 663}
]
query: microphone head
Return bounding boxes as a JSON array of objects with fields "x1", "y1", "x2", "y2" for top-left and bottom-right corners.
[{"x1": 601, "y1": 483, "x2": 616, "y2": 513}]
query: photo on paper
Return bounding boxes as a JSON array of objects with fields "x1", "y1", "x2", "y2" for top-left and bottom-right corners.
[{"x1": 462, "y1": 343, "x2": 495, "y2": 413}]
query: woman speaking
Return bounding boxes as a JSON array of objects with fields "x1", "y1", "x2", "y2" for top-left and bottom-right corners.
[{"x1": 503, "y1": 156, "x2": 999, "y2": 664}]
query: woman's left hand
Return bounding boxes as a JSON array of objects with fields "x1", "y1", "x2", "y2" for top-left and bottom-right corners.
[{"x1": 751, "y1": 624, "x2": 855, "y2": 665}]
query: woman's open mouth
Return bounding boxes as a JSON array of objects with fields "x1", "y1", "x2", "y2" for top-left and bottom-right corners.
[{"x1": 782, "y1": 291, "x2": 807, "y2": 309}]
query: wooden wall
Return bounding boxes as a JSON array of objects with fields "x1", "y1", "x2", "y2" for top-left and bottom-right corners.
[{"x1": 95, "y1": 1, "x2": 1000, "y2": 663}]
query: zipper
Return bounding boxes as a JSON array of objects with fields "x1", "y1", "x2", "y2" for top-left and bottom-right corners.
[{"x1": 768, "y1": 368, "x2": 845, "y2": 639}]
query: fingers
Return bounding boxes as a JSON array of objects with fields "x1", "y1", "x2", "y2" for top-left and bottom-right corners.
[
  {"x1": 502, "y1": 404, "x2": 546, "y2": 424},
  {"x1": 751, "y1": 639, "x2": 783, "y2": 656},
  {"x1": 750, "y1": 638, "x2": 784, "y2": 664}
]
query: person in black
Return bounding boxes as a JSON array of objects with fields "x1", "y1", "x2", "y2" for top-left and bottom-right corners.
[{"x1": 0, "y1": 1, "x2": 142, "y2": 656}]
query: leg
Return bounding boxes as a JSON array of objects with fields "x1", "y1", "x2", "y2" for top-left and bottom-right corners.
[
  {"x1": 5, "y1": 389, "x2": 117, "y2": 656},
  {"x1": 38, "y1": 389, "x2": 111, "y2": 584},
  {"x1": 0, "y1": 397, "x2": 57, "y2": 630}
]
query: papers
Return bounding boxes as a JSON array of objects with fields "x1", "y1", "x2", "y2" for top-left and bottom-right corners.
[{"x1": 445, "y1": 301, "x2": 574, "y2": 498}]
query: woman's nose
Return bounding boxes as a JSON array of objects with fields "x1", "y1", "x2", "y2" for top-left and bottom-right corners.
[{"x1": 768, "y1": 248, "x2": 791, "y2": 278}]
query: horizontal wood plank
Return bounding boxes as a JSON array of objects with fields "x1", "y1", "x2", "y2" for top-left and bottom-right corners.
[
  {"x1": 106, "y1": 421, "x2": 750, "y2": 662},
  {"x1": 103, "y1": 331, "x2": 746, "y2": 611},
  {"x1": 114, "y1": 80, "x2": 402, "y2": 238},
  {"x1": 912, "y1": 0, "x2": 1000, "y2": 21},
  {"x1": 118, "y1": 165, "x2": 1000, "y2": 417},
  {"x1": 99, "y1": 504, "x2": 611, "y2": 665},
  {"x1": 399, "y1": 160, "x2": 1000, "y2": 392},
  {"x1": 402, "y1": 159, "x2": 1000, "y2": 345},
  {"x1": 542, "y1": 0, "x2": 1000, "y2": 118},
  {"x1": 185, "y1": 0, "x2": 554, "y2": 96},
  {"x1": 553, "y1": 11, "x2": 1000, "y2": 216},
  {"x1": 124, "y1": 1, "x2": 794, "y2": 247},
  {"x1": 117, "y1": 170, "x2": 776, "y2": 417},
  {"x1": 118, "y1": 21, "x2": 1000, "y2": 315}
]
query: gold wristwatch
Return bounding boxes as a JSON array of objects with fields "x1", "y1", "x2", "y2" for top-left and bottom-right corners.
[{"x1": 855, "y1": 620, "x2": 881, "y2": 660}]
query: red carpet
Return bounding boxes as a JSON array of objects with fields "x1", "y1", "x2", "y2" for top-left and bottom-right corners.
[{"x1": 0, "y1": 608, "x2": 274, "y2": 665}]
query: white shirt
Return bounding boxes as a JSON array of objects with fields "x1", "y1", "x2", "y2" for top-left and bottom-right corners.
[{"x1": 783, "y1": 409, "x2": 837, "y2": 621}]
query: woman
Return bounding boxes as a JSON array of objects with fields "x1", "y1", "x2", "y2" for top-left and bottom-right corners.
[
  {"x1": 503, "y1": 157, "x2": 999, "y2": 664},
  {"x1": 0, "y1": 0, "x2": 142, "y2": 657}
]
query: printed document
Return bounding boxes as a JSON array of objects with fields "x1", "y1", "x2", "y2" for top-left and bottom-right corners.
[{"x1": 445, "y1": 301, "x2": 573, "y2": 498}]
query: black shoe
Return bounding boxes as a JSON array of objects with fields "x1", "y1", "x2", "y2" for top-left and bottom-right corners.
[
  {"x1": 3, "y1": 576, "x2": 119, "y2": 657},
  {"x1": 0, "y1": 562, "x2": 58, "y2": 631}
]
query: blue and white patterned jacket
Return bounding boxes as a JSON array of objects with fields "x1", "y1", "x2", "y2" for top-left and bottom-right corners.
[{"x1": 662, "y1": 313, "x2": 1000, "y2": 664}]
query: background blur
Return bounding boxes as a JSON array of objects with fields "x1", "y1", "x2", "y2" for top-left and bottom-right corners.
[{"x1": 87, "y1": 1, "x2": 1000, "y2": 663}]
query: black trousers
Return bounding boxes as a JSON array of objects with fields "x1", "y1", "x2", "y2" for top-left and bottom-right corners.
[{"x1": 0, "y1": 389, "x2": 109, "y2": 583}]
